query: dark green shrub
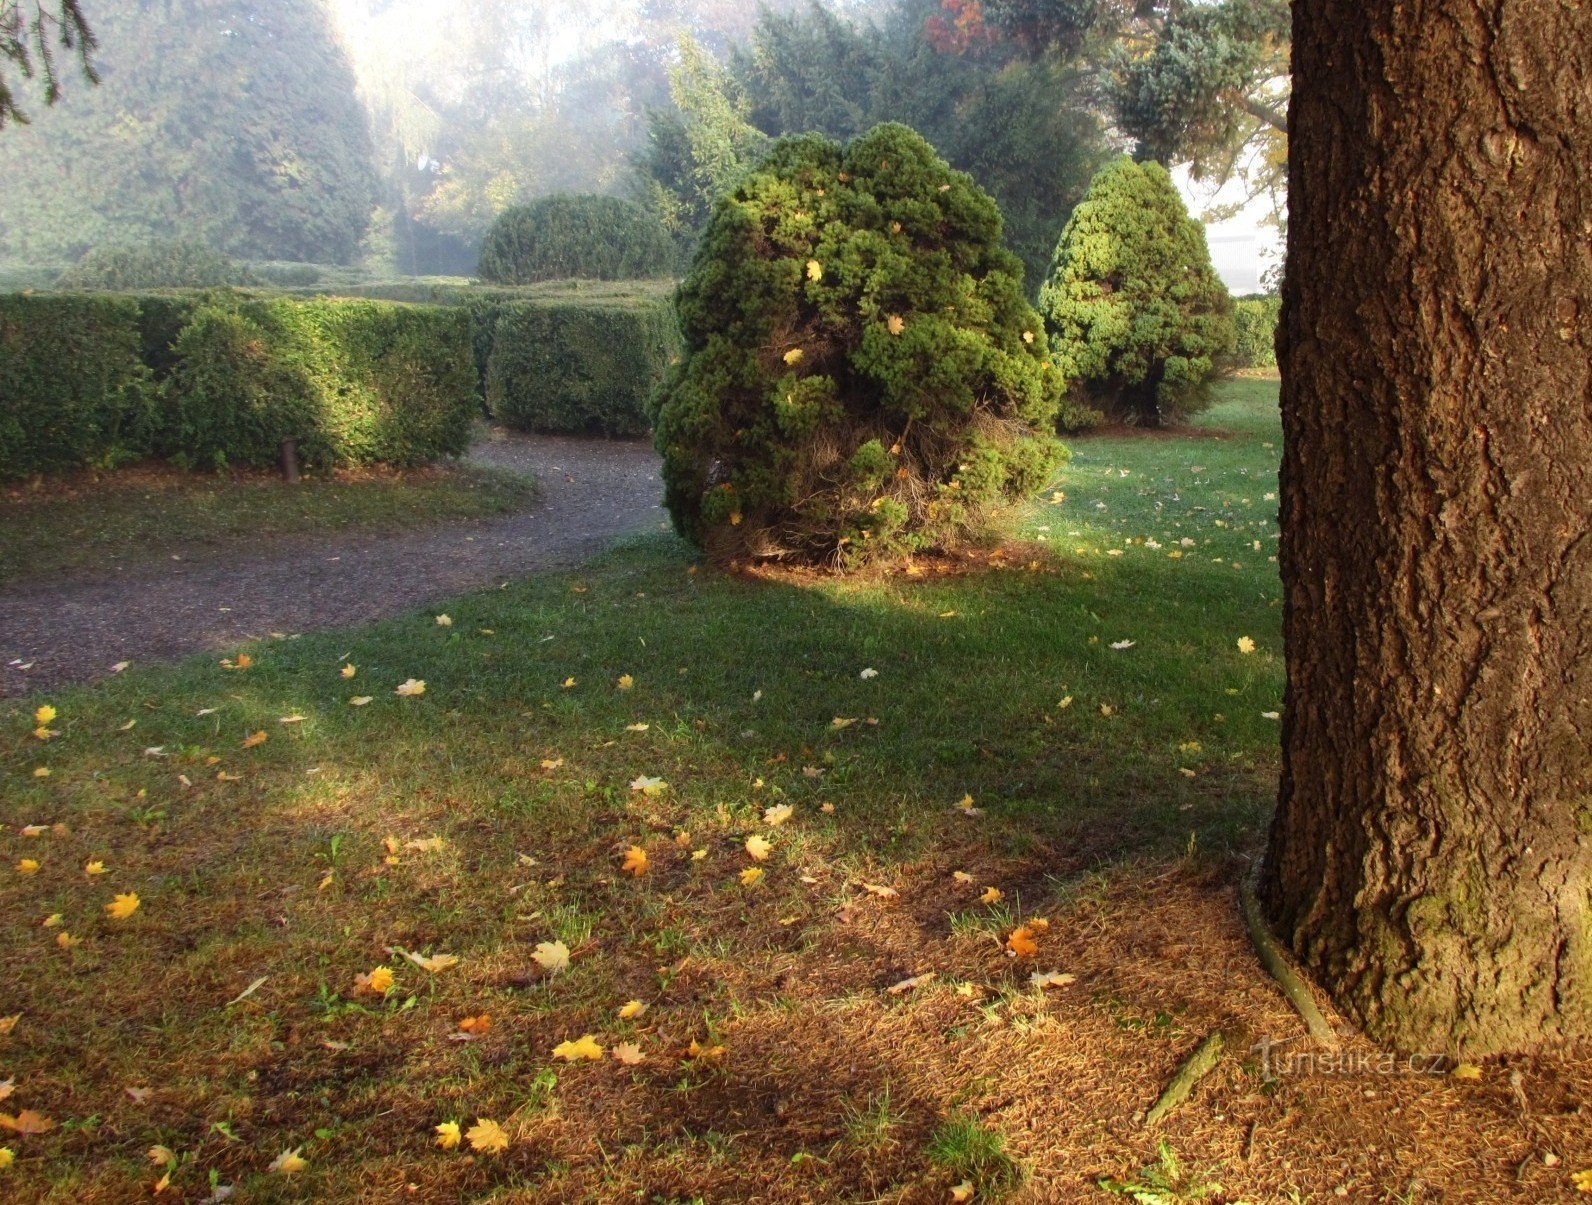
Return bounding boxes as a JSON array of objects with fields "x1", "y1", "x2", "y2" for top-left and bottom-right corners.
[
  {"x1": 486, "y1": 299, "x2": 678, "y2": 436},
  {"x1": 1040, "y1": 157, "x2": 1235, "y2": 425},
  {"x1": 652, "y1": 123, "x2": 1066, "y2": 567},
  {"x1": 478, "y1": 196, "x2": 675, "y2": 285},
  {"x1": 0, "y1": 294, "x2": 157, "y2": 478},
  {"x1": 58, "y1": 242, "x2": 251, "y2": 291},
  {"x1": 1232, "y1": 294, "x2": 1280, "y2": 368},
  {"x1": 164, "y1": 298, "x2": 476, "y2": 469}
]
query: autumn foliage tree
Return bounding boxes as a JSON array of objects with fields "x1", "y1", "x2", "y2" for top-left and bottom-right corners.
[{"x1": 651, "y1": 122, "x2": 1065, "y2": 568}]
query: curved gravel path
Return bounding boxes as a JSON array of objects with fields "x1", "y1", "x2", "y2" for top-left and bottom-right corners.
[{"x1": 0, "y1": 432, "x2": 664, "y2": 697}]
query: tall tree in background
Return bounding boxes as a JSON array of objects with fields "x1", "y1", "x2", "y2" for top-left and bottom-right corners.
[
  {"x1": 1262, "y1": 0, "x2": 1591, "y2": 1054},
  {"x1": 0, "y1": 0, "x2": 376, "y2": 264},
  {"x1": 633, "y1": 36, "x2": 769, "y2": 258},
  {"x1": 0, "y1": 0, "x2": 94, "y2": 127},
  {"x1": 638, "y1": 0, "x2": 1108, "y2": 288},
  {"x1": 971, "y1": 0, "x2": 1289, "y2": 222}
]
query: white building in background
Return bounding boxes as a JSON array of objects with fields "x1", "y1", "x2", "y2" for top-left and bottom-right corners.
[{"x1": 1177, "y1": 169, "x2": 1285, "y2": 296}]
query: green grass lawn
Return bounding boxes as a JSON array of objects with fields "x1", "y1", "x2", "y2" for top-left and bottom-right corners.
[
  {"x1": 3, "y1": 378, "x2": 1577, "y2": 1202},
  {"x1": 0, "y1": 461, "x2": 536, "y2": 587}
]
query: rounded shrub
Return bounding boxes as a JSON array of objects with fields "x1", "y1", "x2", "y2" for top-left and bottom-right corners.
[
  {"x1": 651, "y1": 122, "x2": 1066, "y2": 568},
  {"x1": 58, "y1": 241, "x2": 250, "y2": 291},
  {"x1": 1039, "y1": 157, "x2": 1235, "y2": 425},
  {"x1": 477, "y1": 196, "x2": 675, "y2": 284},
  {"x1": 1232, "y1": 294, "x2": 1280, "y2": 368}
]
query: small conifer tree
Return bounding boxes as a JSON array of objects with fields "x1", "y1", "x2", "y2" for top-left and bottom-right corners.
[
  {"x1": 651, "y1": 123, "x2": 1065, "y2": 568},
  {"x1": 1040, "y1": 157, "x2": 1235, "y2": 425}
]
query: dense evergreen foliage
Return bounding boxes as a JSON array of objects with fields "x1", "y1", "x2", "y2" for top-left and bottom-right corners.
[
  {"x1": 1232, "y1": 294, "x2": 1280, "y2": 368},
  {"x1": 0, "y1": 292, "x2": 474, "y2": 478},
  {"x1": 652, "y1": 123, "x2": 1065, "y2": 567},
  {"x1": 58, "y1": 241, "x2": 249, "y2": 291},
  {"x1": 486, "y1": 297, "x2": 678, "y2": 436},
  {"x1": 0, "y1": 0, "x2": 378, "y2": 265},
  {"x1": 0, "y1": 293, "x2": 155, "y2": 476},
  {"x1": 477, "y1": 195, "x2": 675, "y2": 284},
  {"x1": 1040, "y1": 157, "x2": 1234, "y2": 425}
]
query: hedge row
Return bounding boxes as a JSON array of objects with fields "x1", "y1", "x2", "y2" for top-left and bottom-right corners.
[
  {"x1": 0, "y1": 292, "x2": 476, "y2": 479},
  {"x1": 286, "y1": 278, "x2": 681, "y2": 437},
  {"x1": 1233, "y1": 295, "x2": 1281, "y2": 369}
]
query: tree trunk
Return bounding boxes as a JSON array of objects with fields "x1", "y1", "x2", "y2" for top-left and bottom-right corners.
[{"x1": 1261, "y1": 0, "x2": 1592, "y2": 1056}]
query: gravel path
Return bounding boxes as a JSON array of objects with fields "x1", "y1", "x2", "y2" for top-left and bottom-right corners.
[{"x1": 0, "y1": 432, "x2": 664, "y2": 697}]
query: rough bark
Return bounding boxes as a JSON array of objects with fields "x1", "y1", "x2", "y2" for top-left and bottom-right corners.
[{"x1": 1260, "y1": 0, "x2": 1592, "y2": 1056}]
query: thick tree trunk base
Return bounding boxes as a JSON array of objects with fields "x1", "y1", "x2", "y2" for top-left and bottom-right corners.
[{"x1": 1262, "y1": 0, "x2": 1592, "y2": 1056}]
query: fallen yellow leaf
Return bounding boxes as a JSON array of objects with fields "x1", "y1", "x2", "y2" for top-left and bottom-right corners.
[
  {"x1": 341, "y1": 663, "x2": 356, "y2": 678},
  {"x1": 622, "y1": 845, "x2": 650, "y2": 876},
  {"x1": 395, "y1": 678, "x2": 426, "y2": 697},
  {"x1": 356, "y1": 966, "x2": 394, "y2": 994},
  {"x1": 739, "y1": 866, "x2": 765, "y2": 886},
  {"x1": 105, "y1": 892, "x2": 140, "y2": 919},
  {"x1": 33, "y1": 705, "x2": 55, "y2": 726},
  {"x1": 241, "y1": 731, "x2": 267, "y2": 749},
  {"x1": 745, "y1": 835, "x2": 772, "y2": 862},
  {"x1": 618, "y1": 999, "x2": 647, "y2": 1019},
  {"x1": 1006, "y1": 925, "x2": 1040, "y2": 958},
  {"x1": 84, "y1": 860, "x2": 107, "y2": 876},
  {"x1": 532, "y1": 940, "x2": 571, "y2": 973},
  {"x1": 617, "y1": 674, "x2": 634, "y2": 690},
  {"x1": 552, "y1": 1034, "x2": 604, "y2": 1061},
  {"x1": 467, "y1": 1118, "x2": 510, "y2": 1153},
  {"x1": 268, "y1": 1148, "x2": 307, "y2": 1175},
  {"x1": 0, "y1": 1110, "x2": 53, "y2": 1135},
  {"x1": 15, "y1": 860, "x2": 38, "y2": 875},
  {"x1": 434, "y1": 1121, "x2": 461, "y2": 1149},
  {"x1": 980, "y1": 886, "x2": 1003, "y2": 904},
  {"x1": 405, "y1": 951, "x2": 458, "y2": 974},
  {"x1": 612, "y1": 1041, "x2": 645, "y2": 1066}
]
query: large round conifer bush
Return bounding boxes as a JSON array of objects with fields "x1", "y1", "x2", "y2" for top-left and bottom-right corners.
[
  {"x1": 651, "y1": 123, "x2": 1066, "y2": 568},
  {"x1": 1039, "y1": 157, "x2": 1235, "y2": 426}
]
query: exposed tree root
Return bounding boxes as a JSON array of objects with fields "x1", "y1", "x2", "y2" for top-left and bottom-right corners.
[
  {"x1": 1240, "y1": 871, "x2": 1340, "y2": 1050},
  {"x1": 1145, "y1": 1030, "x2": 1226, "y2": 1127}
]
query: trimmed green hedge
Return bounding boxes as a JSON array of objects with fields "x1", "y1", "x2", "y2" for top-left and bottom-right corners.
[
  {"x1": 486, "y1": 298, "x2": 678, "y2": 436},
  {"x1": 1233, "y1": 295, "x2": 1280, "y2": 368},
  {"x1": 0, "y1": 292, "x2": 476, "y2": 478},
  {"x1": 165, "y1": 297, "x2": 476, "y2": 469},
  {"x1": 0, "y1": 294, "x2": 157, "y2": 477},
  {"x1": 283, "y1": 279, "x2": 681, "y2": 433}
]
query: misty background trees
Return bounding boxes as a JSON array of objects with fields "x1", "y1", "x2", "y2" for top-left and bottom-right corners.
[{"x1": 0, "y1": 0, "x2": 1287, "y2": 285}]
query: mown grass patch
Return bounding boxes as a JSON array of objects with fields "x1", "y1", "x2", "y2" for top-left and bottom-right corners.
[
  {"x1": 0, "y1": 461, "x2": 536, "y2": 587},
  {"x1": 2, "y1": 380, "x2": 1583, "y2": 1202}
]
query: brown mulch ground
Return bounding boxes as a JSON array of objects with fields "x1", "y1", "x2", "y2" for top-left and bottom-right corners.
[{"x1": 0, "y1": 432, "x2": 663, "y2": 697}]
